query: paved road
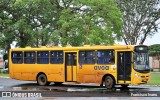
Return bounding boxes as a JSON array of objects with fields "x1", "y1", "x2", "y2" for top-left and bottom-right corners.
[{"x1": 0, "y1": 77, "x2": 160, "y2": 100}]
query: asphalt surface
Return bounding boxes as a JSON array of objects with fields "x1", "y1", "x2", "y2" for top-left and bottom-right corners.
[{"x1": 0, "y1": 77, "x2": 160, "y2": 100}]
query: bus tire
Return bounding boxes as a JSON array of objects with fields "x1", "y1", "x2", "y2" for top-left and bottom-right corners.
[
  {"x1": 104, "y1": 76, "x2": 114, "y2": 89},
  {"x1": 37, "y1": 74, "x2": 50, "y2": 86},
  {"x1": 54, "y1": 82, "x2": 63, "y2": 85}
]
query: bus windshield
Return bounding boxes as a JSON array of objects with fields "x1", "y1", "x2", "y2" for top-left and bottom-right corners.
[{"x1": 134, "y1": 52, "x2": 150, "y2": 72}]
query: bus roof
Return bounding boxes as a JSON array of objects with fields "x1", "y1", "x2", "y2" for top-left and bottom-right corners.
[{"x1": 10, "y1": 44, "x2": 137, "y2": 51}]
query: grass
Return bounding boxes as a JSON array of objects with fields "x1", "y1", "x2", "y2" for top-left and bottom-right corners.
[
  {"x1": 0, "y1": 69, "x2": 9, "y2": 77},
  {"x1": 147, "y1": 72, "x2": 160, "y2": 85},
  {"x1": 0, "y1": 73, "x2": 9, "y2": 77}
]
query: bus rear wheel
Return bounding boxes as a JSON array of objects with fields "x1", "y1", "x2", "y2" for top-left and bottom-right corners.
[
  {"x1": 37, "y1": 74, "x2": 50, "y2": 86},
  {"x1": 104, "y1": 76, "x2": 115, "y2": 89}
]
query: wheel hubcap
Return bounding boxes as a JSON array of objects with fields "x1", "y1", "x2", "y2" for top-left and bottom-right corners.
[
  {"x1": 41, "y1": 77, "x2": 45, "y2": 82},
  {"x1": 106, "y1": 78, "x2": 111, "y2": 86},
  {"x1": 38, "y1": 75, "x2": 46, "y2": 85}
]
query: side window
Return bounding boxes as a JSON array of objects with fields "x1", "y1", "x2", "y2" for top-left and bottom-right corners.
[
  {"x1": 66, "y1": 53, "x2": 77, "y2": 66},
  {"x1": 37, "y1": 51, "x2": 49, "y2": 64},
  {"x1": 24, "y1": 51, "x2": 36, "y2": 64},
  {"x1": 12, "y1": 51, "x2": 23, "y2": 64},
  {"x1": 79, "y1": 51, "x2": 96, "y2": 64},
  {"x1": 97, "y1": 50, "x2": 114, "y2": 64},
  {"x1": 50, "y1": 51, "x2": 63, "y2": 64},
  {"x1": 79, "y1": 51, "x2": 85, "y2": 64}
]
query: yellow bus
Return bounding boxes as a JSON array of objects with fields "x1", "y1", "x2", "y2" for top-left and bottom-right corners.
[{"x1": 9, "y1": 44, "x2": 150, "y2": 89}]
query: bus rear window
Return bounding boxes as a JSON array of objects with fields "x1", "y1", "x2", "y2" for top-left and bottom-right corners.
[
  {"x1": 24, "y1": 51, "x2": 36, "y2": 64},
  {"x1": 11, "y1": 51, "x2": 23, "y2": 64}
]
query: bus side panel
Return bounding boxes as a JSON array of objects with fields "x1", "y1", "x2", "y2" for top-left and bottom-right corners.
[
  {"x1": 11, "y1": 64, "x2": 31, "y2": 80},
  {"x1": 47, "y1": 64, "x2": 65, "y2": 82},
  {"x1": 77, "y1": 64, "x2": 117, "y2": 84},
  {"x1": 9, "y1": 64, "x2": 28, "y2": 80},
  {"x1": 10, "y1": 64, "x2": 65, "y2": 82},
  {"x1": 26, "y1": 64, "x2": 65, "y2": 82},
  {"x1": 77, "y1": 65, "x2": 96, "y2": 83},
  {"x1": 28, "y1": 72, "x2": 37, "y2": 81},
  {"x1": 13, "y1": 73, "x2": 21, "y2": 80}
]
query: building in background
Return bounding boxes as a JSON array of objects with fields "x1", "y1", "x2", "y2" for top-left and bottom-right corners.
[{"x1": 152, "y1": 56, "x2": 160, "y2": 71}]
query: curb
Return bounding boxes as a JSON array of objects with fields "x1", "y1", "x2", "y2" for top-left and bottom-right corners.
[{"x1": 130, "y1": 84, "x2": 160, "y2": 87}]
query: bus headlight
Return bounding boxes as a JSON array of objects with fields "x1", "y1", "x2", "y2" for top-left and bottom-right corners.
[{"x1": 134, "y1": 73, "x2": 141, "y2": 78}]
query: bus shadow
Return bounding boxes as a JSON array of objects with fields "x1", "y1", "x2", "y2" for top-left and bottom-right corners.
[{"x1": 11, "y1": 82, "x2": 149, "y2": 93}]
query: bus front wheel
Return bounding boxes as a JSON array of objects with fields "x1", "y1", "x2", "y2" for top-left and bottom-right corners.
[
  {"x1": 104, "y1": 76, "x2": 115, "y2": 89},
  {"x1": 37, "y1": 74, "x2": 50, "y2": 86}
]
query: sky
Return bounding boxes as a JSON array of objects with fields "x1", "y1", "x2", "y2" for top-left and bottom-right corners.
[
  {"x1": 116, "y1": 20, "x2": 160, "y2": 46},
  {"x1": 116, "y1": 31, "x2": 160, "y2": 46},
  {"x1": 143, "y1": 32, "x2": 160, "y2": 46}
]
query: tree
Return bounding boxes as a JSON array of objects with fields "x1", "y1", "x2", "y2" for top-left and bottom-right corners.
[
  {"x1": 0, "y1": 0, "x2": 122, "y2": 48},
  {"x1": 0, "y1": 0, "x2": 33, "y2": 48},
  {"x1": 0, "y1": 0, "x2": 15, "y2": 52},
  {"x1": 13, "y1": 0, "x2": 55, "y2": 47},
  {"x1": 58, "y1": 0, "x2": 122, "y2": 45},
  {"x1": 115, "y1": 0, "x2": 160, "y2": 45},
  {"x1": 149, "y1": 44, "x2": 160, "y2": 69}
]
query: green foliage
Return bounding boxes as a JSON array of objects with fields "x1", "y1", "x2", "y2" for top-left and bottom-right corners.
[
  {"x1": 0, "y1": 0, "x2": 122, "y2": 49},
  {"x1": 149, "y1": 44, "x2": 160, "y2": 57},
  {"x1": 150, "y1": 68, "x2": 153, "y2": 72},
  {"x1": 0, "y1": 0, "x2": 15, "y2": 51},
  {"x1": 0, "y1": 73, "x2": 9, "y2": 77},
  {"x1": 149, "y1": 44, "x2": 160, "y2": 69},
  {"x1": 73, "y1": 0, "x2": 122, "y2": 45}
]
